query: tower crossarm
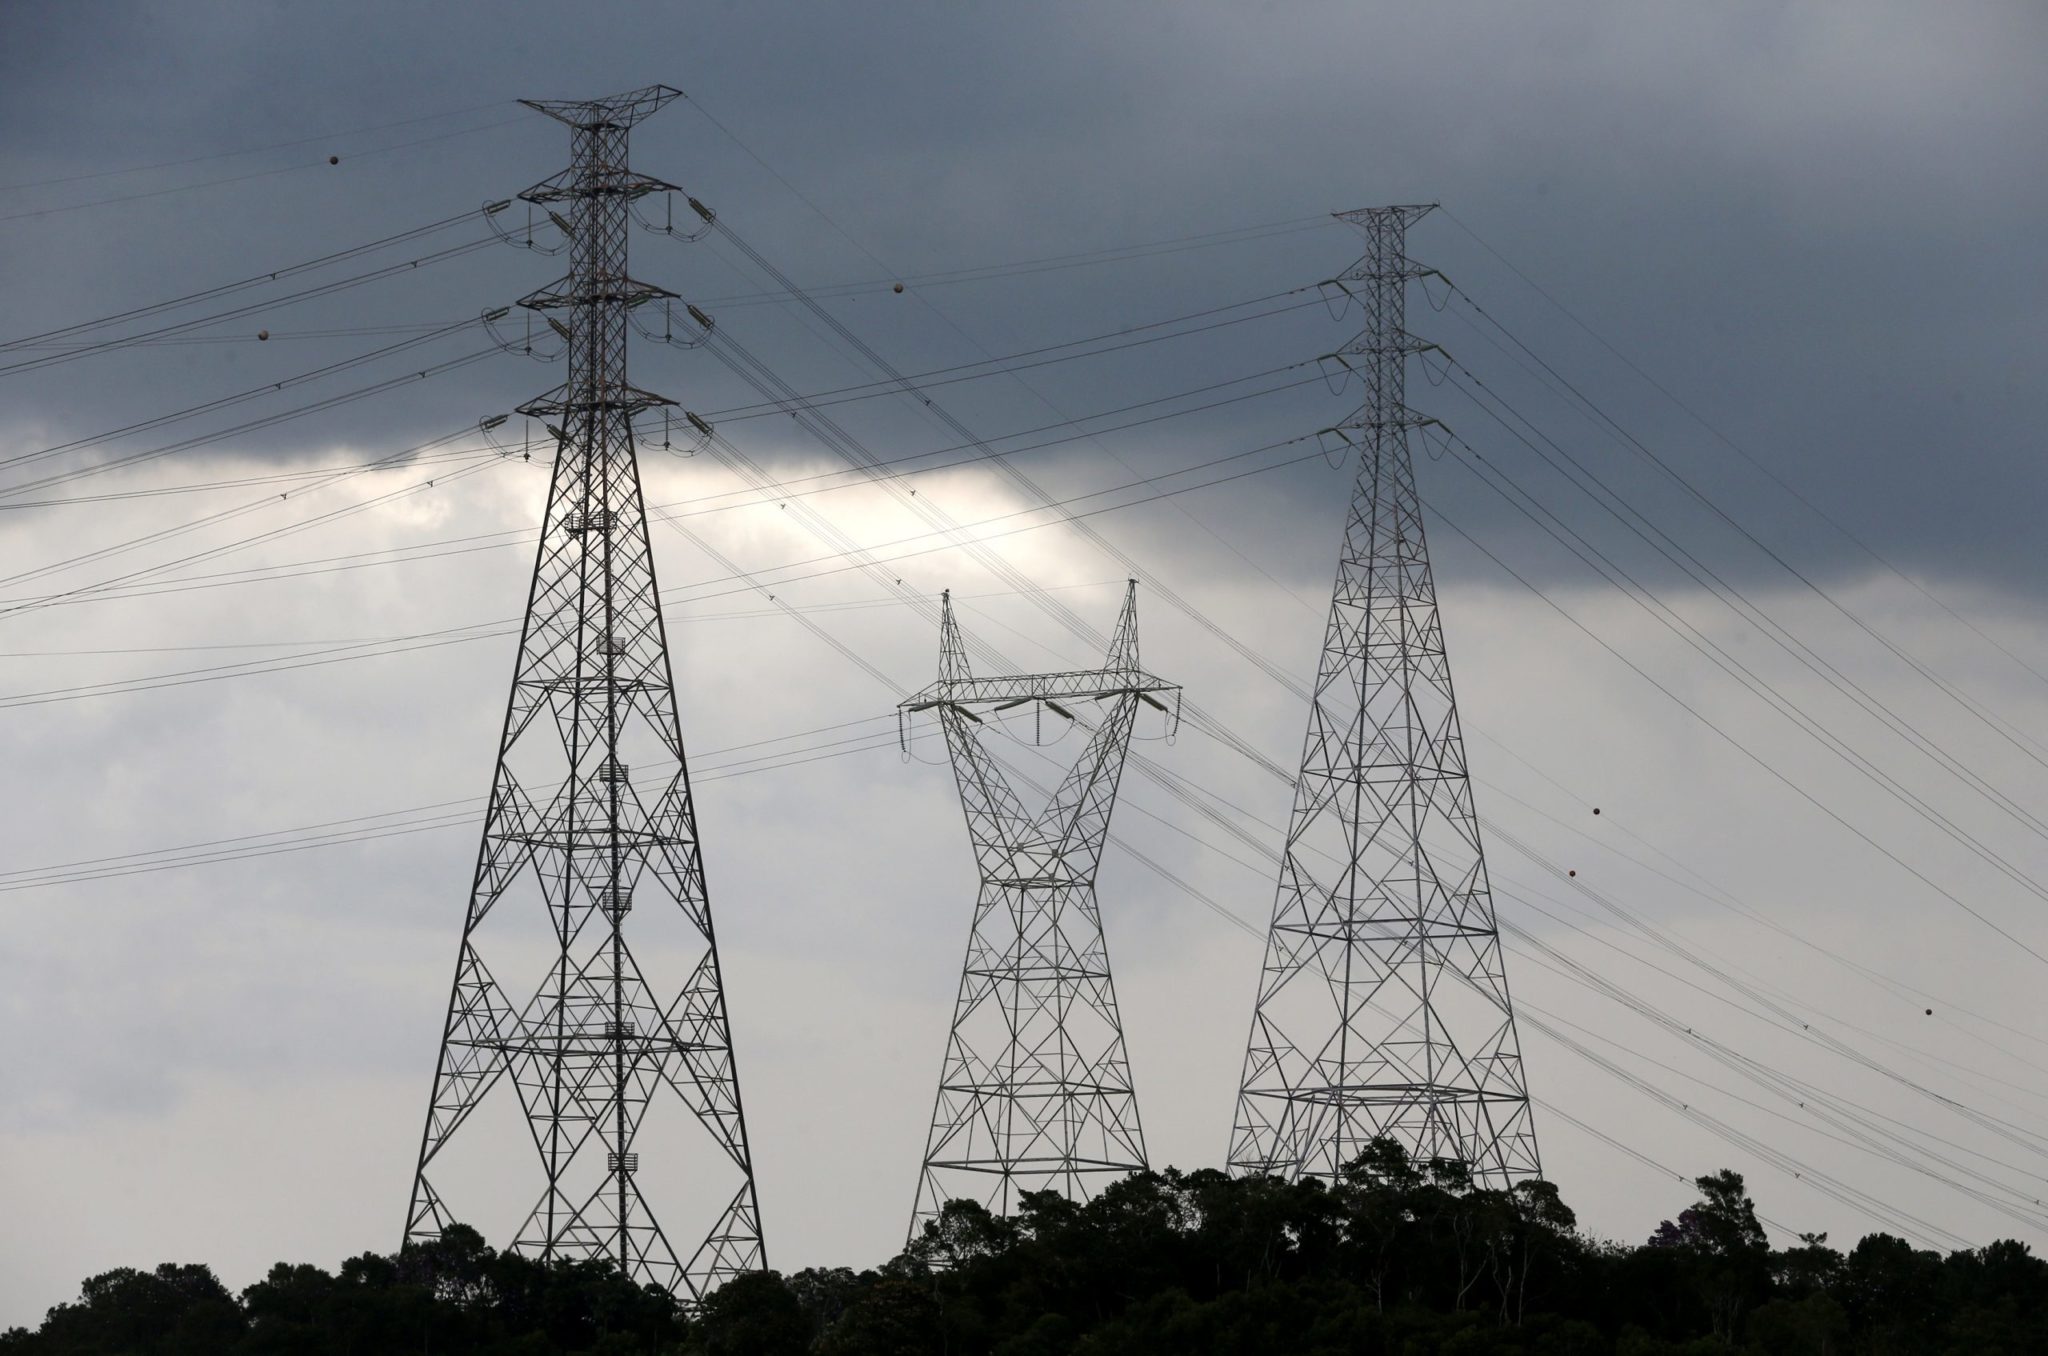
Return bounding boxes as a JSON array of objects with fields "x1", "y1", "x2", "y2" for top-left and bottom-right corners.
[
  {"x1": 517, "y1": 384, "x2": 676, "y2": 420},
  {"x1": 521, "y1": 165, "x2": 682, "y2": 207},
  {"x1": 519, "y1": 85, "x2": 683, "y2": 131},
  {"x1": 517, "y1": 278, "x2": 680, "y2": 312},
  {"x1": 902, "y1": 670, "x2": 1178, "y2": 711},
  {"x1": 1332, "y1": 332, "x2": 1440, "y2": 360}
]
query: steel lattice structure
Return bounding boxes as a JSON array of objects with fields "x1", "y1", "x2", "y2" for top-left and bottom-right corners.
[
  {"x1": 1227, "y1": 205, "x2": 1540, "y2": 1187},
  {"x1": 404, "y1": 86, "x2": 764, "y2": 1301},
  {"x1": 903, "y1": 584, "x2": 1178, "y2": 1239}
]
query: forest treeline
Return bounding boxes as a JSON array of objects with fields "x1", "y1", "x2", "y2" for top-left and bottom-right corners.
[{"x1": 5, "y1": 1140, "x2": 2044, "y2": 1354}]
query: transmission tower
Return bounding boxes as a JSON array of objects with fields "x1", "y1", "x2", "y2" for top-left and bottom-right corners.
[
  {"x1": 404, "y1": 86, "x2": 764, "y2": 1301},
  {"x1": 902, "y1": 584, "x2": 1178, "y2": 1239},
  {"x1": 1227, "y1": 205, "x2": 1540, "y2": 1187}
]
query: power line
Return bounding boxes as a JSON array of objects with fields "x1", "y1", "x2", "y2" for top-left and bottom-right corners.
[
  {"x1": 0, "y1": 116, "x2": 527, "y2": 224},
  {"x1": 655, "y1": 159, "x2": 2048, "y2": 1114},
  {"x1": 664, "y1": 168, "x2": 2048, "y2": 1127},
  {"x1": 661, "y1": 163, "x2": 2048, "y2": 1233},
  {"x1": 694, "y1": 289, "x2": 1321, "y2": 421},
  {"x1": 1419, "y1": 494, "x2": 2048, "y2": 967},
  {"x1": 0, "y1": 234, "x2": 498, "y2": 379},
  {"x1": 1434, "y1": 289, "x2": 2048, "y2": 778},
  {"x1": 0, "y1": 348, "x2": 500, "y2": 511},
  {"x1": 0, "y1": 211, "x2": 487, "y2": 356},
  {"x1": 2, "y1": 285, "x2": 1325, "y2": 623},
  {"x1": 0, "y1": 441, "x2": 503, "y2": 510},
  {"x1": 0, "y1": 580, "x2": 1126, "y2": 659},
  {"x1": 0, "y1": 354, "x2": 1324, "y2": 618},
  {"x1": 1, "y1": 318, "x2": 482, "y2": 496},
  {"x1": 0, "y1": 427, "x2": 497, "y2": 622},
  {"x1": 1129, "y1": 711, "x2": 2048, "y2": 1235},
  {"x1": 0, "y1": 437, "x2": 1326, "y2": 702},
  {"x1": 1431, "y1": 387, "x2": 2048, "y2": 933},
  {"x1": 0, "y1": 99, "x2": 516, "y2": 193},
  {"x1": 1470, "y1": 768, "x2": 2048, "y2": 1073},
  {"x1": 1435, "y1": 205, "x2": 2048, "y2": 710}
]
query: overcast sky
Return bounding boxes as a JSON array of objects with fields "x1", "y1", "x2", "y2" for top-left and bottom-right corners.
[{"x1": 2, "y1": 0, "x2": 2047, "y2": 1329}]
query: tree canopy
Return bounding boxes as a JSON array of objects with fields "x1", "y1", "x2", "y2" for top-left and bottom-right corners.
[{"x1": 5, "y1": 1144, "x2": 2044, "y2": 1354}]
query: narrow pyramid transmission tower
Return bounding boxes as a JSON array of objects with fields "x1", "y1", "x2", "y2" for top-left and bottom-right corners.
[
  {"x1": 1227, "y1": 205, "x2": 1540, "y2": 1186},
  {"x1": 404, "y1": 86, "x2": 764, "y2": 1301},
  {"x1": 902, "y1": 584, "x2": 1179, "y2": 1240}
]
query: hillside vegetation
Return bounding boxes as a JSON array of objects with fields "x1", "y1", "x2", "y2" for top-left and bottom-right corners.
[{"x1": 5, "y1": 1141, "x2": 2043, "y2": 1354}]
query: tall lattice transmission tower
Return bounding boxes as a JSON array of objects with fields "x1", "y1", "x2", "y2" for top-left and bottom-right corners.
[
  {"x1": 902, "y1": 584, "x2": 1178, "y2": 1239},
  {"x1": 404, "y1": 86, "x2": 764, "y2": 1300},
  {"x1": 1227, "y1": 205, "x2": 1540, "y2": 1187}
]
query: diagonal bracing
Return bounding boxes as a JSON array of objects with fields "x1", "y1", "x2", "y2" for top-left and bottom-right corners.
[
  {"x1": 903, "y1": 583, "x2": 1180, "y2": 1240},
  {"x1": 1228, "y1": 205, "x2": 1541, "y2": 1188}
]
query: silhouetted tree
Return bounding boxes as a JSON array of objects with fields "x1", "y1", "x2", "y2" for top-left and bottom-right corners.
[
  {"x1": 27, "y1": 1264, "x2": 244, "y2": 1356},
  {"x1": 9, "y1": 1169, "x2": 2048, "y2": 1353}
]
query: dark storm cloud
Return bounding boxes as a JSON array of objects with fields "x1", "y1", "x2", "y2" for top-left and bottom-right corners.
[{"x1": 3, "y1": 2, "x2": 2043, "y2": 592}]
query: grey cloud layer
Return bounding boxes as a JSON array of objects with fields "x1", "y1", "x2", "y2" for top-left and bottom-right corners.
[{"x1": 2, "y1": 1, "x2": 2043, "y2": 587}]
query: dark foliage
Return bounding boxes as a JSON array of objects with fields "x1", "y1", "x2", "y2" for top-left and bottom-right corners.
[
  {"x1": 4, "y1": 1145, "x2": 2044, "y2": 1354},
  {"x1": 0, "y1": 1224, "x2": 684, "y2": 1356}
]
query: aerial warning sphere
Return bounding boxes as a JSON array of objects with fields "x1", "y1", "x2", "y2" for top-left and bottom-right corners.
[
  {"x1": 328, "y1": 155, "x2": 340, "y2": 165},
  {"x1": 1925, "y1": 1008, "x2": 1934, "y2": 1016},
  {"x1": 893, "y1": 282, "x2": 905, "y2": 293},
  {"x1": 257, "y1": 329, "x2": 269, "y2": 341},
  {"x1": 1568, "y1": 869, "x2": 1577, "y2": 878},
  {"x1": 1592, "y1": 807, "x2": 1601, "y2": 816}
]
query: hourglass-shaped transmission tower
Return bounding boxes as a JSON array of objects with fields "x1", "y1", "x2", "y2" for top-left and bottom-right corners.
[{"x1": 902, "y1": 583, "x2": 1179, "y2": 1241}]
